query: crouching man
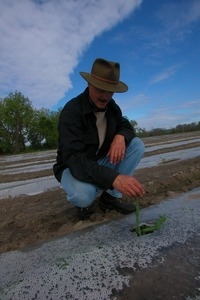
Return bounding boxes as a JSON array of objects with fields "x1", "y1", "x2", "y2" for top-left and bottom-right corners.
[{"x1": 53, "y1": 58, "x2": 145, "y2": 220}]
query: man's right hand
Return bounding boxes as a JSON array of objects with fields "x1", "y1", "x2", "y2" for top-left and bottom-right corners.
[{"x1": 113, "y1": 174, "x2": 144, "y2": 198}]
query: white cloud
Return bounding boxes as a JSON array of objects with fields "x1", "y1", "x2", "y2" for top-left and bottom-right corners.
[
  {"x1": 158, "y1": 0, "x2": 200, "y2": 30},
  {"x1": 0, "y1": 0, "x2": 142, "y2": 108},
  {"x1": 156, "y1": 0, "x2": 200, "y2": 46},
  {"x1": 132, "y1": 0, "x2": 200, "y2": 63},
  {"x1": 138, "y1": 99, "x2": 200, "y2": 130},
  {"x1": 189, "y1": 0, "x2": 200, "y2": 22},
  {"x1": 118, "y1": 93, "x2": 149, "y2": 112},
  {"x1": 150, "y1": 65, "x2": 180, "y2": 85}
]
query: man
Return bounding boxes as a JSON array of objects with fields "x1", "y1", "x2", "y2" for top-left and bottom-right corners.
[{"x1": 53, "y1": 58, "x2": 145, "y2": 220}]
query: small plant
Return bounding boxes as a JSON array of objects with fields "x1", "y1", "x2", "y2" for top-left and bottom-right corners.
[
  {"x1": 132, "y1": 198, "x2": 166, "y2": 236},
  {"x1": 160, "y1": 156, "x2": 166, "y2": 164},
  {"x1": 56, "y1": 257, "x2": 69, "y2": 270},
  {"x1": 159, "y1": 157, "x2": 179, "y2": 165},
  {"x1": 135, "y1": 197, "x2": 141, "y2": 236}
]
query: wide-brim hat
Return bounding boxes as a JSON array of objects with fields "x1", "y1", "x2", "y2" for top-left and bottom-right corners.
[{"x1": 80, "y1": 58, "x2": 128, "y2": 93}]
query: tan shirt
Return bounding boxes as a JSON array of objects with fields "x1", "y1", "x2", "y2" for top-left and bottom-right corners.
[{"x1": 94, "y1": 111, "x2": 107, "y2": 150}]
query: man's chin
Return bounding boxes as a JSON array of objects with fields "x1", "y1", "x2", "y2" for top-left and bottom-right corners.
[{"x1": 98, "y1": 102, "x2": 108, "y2": 108}]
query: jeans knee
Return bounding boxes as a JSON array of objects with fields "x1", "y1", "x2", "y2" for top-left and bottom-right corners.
[
  {"x1": 61, "y1": 168, "x2": 97, "y2": 208},
  {"x1": 137, "y1": 137, "x2": 145, "y2": 155},
  {"x1": 67, "y1": 185, "x2": 96, "y2": 208},
  {"x1": 130, "y1": 137, "x2": 145, "y2": 156}
]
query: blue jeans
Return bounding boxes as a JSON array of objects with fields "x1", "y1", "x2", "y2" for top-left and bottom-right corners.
[{"x1": 60, "y1": 137, "x2": 144, "y2": 208}]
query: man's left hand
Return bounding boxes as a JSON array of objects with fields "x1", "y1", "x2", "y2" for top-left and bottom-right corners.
[{"x1": 107, "y1": 134, "x2": 126, "y2": 164}]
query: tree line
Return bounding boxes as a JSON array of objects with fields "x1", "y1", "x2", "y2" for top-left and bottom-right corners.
[
  {"x1": 130, "y1": 120, "x2": 200, "y2": 138},
  {"x1": 1, "y1": 91, "x2": 200, "y2": 154},
  {"x1": 0, "y1": 91, "x2": 60, "y2": 154}
]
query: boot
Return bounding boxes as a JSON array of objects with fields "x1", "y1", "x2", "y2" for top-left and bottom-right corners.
[
  {"x1": 99, "y1": 192, "x2": 135, "y2": 215},
  {"x1": 76, "y1": 205, "x2": 95, "y2": 220}
]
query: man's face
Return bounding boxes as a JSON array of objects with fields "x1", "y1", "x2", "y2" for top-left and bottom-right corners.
[{"x1": 88, "y1": 84, "x2": 114, "y2": 109}]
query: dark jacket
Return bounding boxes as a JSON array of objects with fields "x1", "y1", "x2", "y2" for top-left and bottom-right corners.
[{"x1": 53, "y1": 88, "x2": 136, "y2": 190}]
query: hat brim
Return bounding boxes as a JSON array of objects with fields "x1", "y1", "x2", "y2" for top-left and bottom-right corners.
[{"x1": 80, "y1": 72, "x2": 128, "y2": 93}]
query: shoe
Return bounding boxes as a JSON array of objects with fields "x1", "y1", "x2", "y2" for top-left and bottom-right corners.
[
  {"x1": 99, "y1": 192, "x2": 136, "y2": 215},
  {"x1": 76, "y1": 205, "x2": 95, "y2": 220}
]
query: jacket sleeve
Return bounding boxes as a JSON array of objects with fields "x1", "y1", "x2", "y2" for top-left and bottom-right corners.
[
  {"x1": 57, "y1": 106, "x2": 119, "y2": 190},
  {"x1": 117, "y1": 116, "x2": 136, "y2": 144},
  {"x1": 111, "y1": 101, "x2": 136, "y2": 144}
]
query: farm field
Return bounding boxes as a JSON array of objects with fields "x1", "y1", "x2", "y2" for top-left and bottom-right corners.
[{"x1": 0, "y1": 131, "x2": 200, "y2": 254}]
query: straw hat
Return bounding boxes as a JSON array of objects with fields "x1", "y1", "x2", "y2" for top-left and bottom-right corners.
[{"x1": 80, "y1": 58, "x2": 128, "y2": 93}]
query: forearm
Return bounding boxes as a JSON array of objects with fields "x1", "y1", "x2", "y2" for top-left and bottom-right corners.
[{"x1": 67, "y1": 154, "x2": 119, "y2": 190}]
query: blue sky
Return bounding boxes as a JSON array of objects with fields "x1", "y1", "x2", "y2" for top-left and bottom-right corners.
[{"x1": 0, "y1": 0, "x2": 200, "y2": 130}]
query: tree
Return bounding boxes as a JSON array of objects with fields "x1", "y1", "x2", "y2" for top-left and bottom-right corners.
[
  {"x1": 27, "y1": 108, "x2": 60, "y2": 150},
  {"x1": 129, "y1": 119, "x2": 138, "y2": 130},
  {"x1": 43, "y1": 109, "x2": 60, "y2": 149},
  {"x1": 26, "y1": 109, "x2": 46, "y2": 149},
  {"x1": 0, "y1": 91, "x2": 33, "y2": 153}
]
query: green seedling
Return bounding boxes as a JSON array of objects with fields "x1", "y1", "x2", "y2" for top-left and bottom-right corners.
[
  {"x1": 160, "y1": 156, "x2": 166, "y2": 164},
  {"x1": 133, "y1": 198, "x2": 166, "y2": 236},
  {"x1": 135, "y1": 197, "x2": 141, "y2": 236},
  {"x1": 159, "y1": 157, "x2": 179, "y2": 165},
  {"x1": 56, "y1": 257, "x2": 69, "y2": 270}
]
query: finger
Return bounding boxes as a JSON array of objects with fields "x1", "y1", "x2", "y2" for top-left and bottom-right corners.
[
  {"x1": 114, "y1": 155, "x2": 122, "y2": 164},
  {"x1": 130, "y1": 185, "x2": 144, "y2": 198},
  {"x1": 111, "y1": 152, "x2": 120, "y2": 164},
  {"x1": 132, "y1": 179, "x2": 145, "y2": 193},
  {"x1": 116, "y1": 150, "x2": 125, "y2": 162},
  {"x1": 107, "y1": 150, "x2": 115, "y2": 163}
]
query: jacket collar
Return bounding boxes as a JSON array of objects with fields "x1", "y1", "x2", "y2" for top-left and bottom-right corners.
[{"x1": 81, "y1": 88, "x2": 94, "y2": 115}]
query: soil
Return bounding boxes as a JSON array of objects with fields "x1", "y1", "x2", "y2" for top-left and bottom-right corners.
[{"x1": 0, "y1": 132, "x2": 200, "y2": 254}]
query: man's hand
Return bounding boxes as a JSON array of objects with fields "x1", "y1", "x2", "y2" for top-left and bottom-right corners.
[
  {"x1": 107, "y1": 134, "x2": 126, "y2": 164},
  {"x1": 113, "y1": 174, "x2": 145, "y2": 198}
]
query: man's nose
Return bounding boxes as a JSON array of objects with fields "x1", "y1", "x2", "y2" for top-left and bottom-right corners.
[{"x1": 101, "y1": 91, "x2": 113, "y2": 99}]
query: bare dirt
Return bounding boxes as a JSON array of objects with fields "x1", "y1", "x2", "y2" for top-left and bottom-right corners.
[{"x1": 0, "y1": 132, "x2": 200, "y2": 254}]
